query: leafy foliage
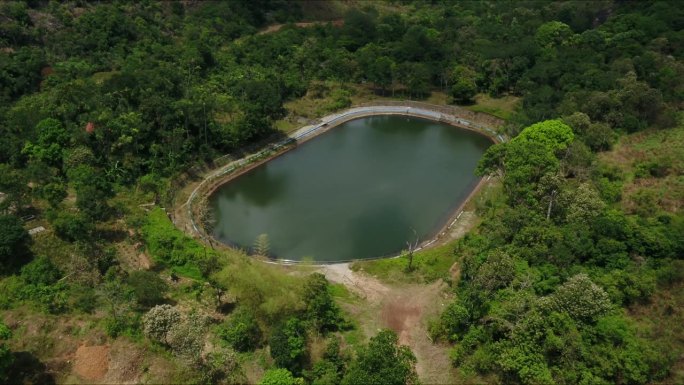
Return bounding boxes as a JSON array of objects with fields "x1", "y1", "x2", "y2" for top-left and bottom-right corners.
[
  {"x1": 304, "y1": 337, "x2": 347, "y2": 385},
  {"x1": 142, "y1": 208, "x2": 218, "y2": 280},
  {"x1": 167, "y1": 314, "x2": 207, "y2": 365},
  {"x1": 0, "y1": 1, "x2": 682, "y2": 383},
  {"x1": 48, "y1": 210, "x2": 93, "y2": 242},
  {"x1": 142, "y1": 304, "x2": 181, "y2": 345},
  {"x1": 219, "y1": 308, "x2": 262, "y2": 352},
  {"x1": 0, "y1": 321, "x2": 12, "y2": 383},
  {"x1": 260, "y1": 368, "x2": 304, "y2": 385},
  {"x1": 0, "y1": 215, "x2": 31, "y2": 273},
  {"x1": 548, "y1": 273, "x2": 612, "y2": 322},
  {"x1": 341, "y1": 329, "x2": 418, "y2": 385},
  {"x1": 127, "y1": 270, "x2": 168, "y2": 307},
  {"x1": 302, "y1": 273, "x2": 346, "y2": 333},
  {"x1": 20, "y1": 256, "x2": 61, "y2": 287},
  {"x1": 269, "y1": 317, "x2": 308, "y2": 375},
  {"x1": 435, "y1": 111, "x2": 683, "y2": 384}
]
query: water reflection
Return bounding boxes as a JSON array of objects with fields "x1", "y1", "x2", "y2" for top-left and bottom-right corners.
[
  {"x1": 215, "y1": 164, "x2": 290, "y2": 208},
  {"x1": 208, "y1": 115, "x2": 491, "y2": 262},
  {"x1": 346, "y1": 203, "x2": 413, "y2": 260}
]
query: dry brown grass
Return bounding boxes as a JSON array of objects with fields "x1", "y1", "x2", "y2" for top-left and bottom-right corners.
[
  {"x1": 598, "y1": 125, "x2": 684, "y2": 214},
  {"x1": 629, "y1": 281, "x2": 684, "y2": 384},
  {"x1": 465, "y1": 93, "x2": 520, "y2": 121}
]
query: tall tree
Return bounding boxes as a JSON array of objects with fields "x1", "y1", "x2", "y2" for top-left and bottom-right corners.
[
  {"x1": 342, "y1": 329, "x2": 418, "y2": 385},
  {"x1": 0, "y1": 215, "x2": 31, "y2": 273}
]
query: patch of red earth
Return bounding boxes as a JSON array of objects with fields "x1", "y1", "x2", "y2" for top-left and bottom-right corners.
[
  {"x1": 381, "y1": 300, "x2": 421, "y2": 345},
  {"x1": 73, "y1": 344, "x2": 109, "y2": 382}
]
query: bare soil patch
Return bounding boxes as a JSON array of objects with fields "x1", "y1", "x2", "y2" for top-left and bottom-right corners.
[
  {"x1": 322, "y1": 265, "x2": 456, "y2": 383},
  {"x1": 378, "y1": 282, "x2": 456, "y2": 384},
  {"x1": 102, "y1": 340, "x2": 145, "y2": 384},
  {"x1": 73, "y1": 344, "x2": 109, "y2": 382},
  {"x1": 381, "y1": 296, "x2": 423, "y2": 346},
  {"x1": 322, "y1": 263, "x2": 389, "y2": 302}
]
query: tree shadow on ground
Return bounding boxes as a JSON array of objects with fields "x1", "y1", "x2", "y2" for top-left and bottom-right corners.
[{"x1": 7, "y1": 351, "x2": 55, "y2": 385}]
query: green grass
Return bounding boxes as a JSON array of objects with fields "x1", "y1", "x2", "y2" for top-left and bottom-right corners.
[
  {"x1": 329, "y1": 282, "x2": 356, "y2": 302},
  {"x1": 273, "y1": 119, "x2": 298, "y2": 133},
  {"x1": 142, "y1": 207, "x2": 217, "y2": 281},
  {"x1": 425, "y1": 91, "x2": 449, "y2": 105},
  {"x1": 280, "y1": 81, "x2": 354, "y2": 120},
  {"x1": 341, "y1": 320, "x2": 366, "y2": 349},
  {"x1": 170, "y1": 264, "x2": 204, "y2": 281},
  {"x1": 464, "y1": 94, "x2": 520, "y2": 121},
  {"x1": 351, "y1": 242, "x2": 458, "y2": 285}
]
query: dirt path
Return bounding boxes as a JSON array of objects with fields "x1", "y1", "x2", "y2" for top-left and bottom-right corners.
[
  {"x1": 322, "y1": 263, "x2": 389, "y2": 302},
  {"x1": 321, "y1": 264, "x2": 457, "y2": 384}
]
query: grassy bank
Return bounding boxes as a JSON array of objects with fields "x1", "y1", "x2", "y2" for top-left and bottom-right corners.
[{"x1": 464, "y1": 94, "x2": 520, "y2": 121}]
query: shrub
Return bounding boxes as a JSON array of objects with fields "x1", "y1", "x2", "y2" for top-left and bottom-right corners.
[
  {"x1": 104, "y1": 314, "x2": 140, "y2": 338},
  {"x1": 0, "y1": 214, "x2": 32, "y2": 273},
  {"x1": 260, "y1": 368, "x2": 304, "y2": 385},
  {"x1": 595, "y1": 177, "x2": 622, "y2": 203},
  {"x1": 656, "y1": 260, "x2": 684, "y2": 286},
  {"x1": 200, "y1": 348, "x2": 246, "y2": 384},
  {"x1": 341, "y1": 329, "x2": 417, "y2": 385},
  {"x1": 40, "y1": 182, "x2": 67, "y2": 208},
  {"x1": 304, "y1": 337, "x2": 346, "y2": 385},
  {"x1": 439, "y1": 301, "x2": 471, "y2": 341},
  {"x1": 634, "y1": 158, "x2": 671, "y2": 179},
  {"x1": 630, "y1": 189, "x2": 660, "y2": 217},
  {"x1": 49, "y1": 210, "x2": 93, "y2": 242},
  {"x1": 0, "y1": 322, "x2": 12, "y2": 383},
  {"x1": 220, "y1": 309, "x2": 262, "y2": 352},
  {"x1": 127, "y1": 270, "x2": 168, "y2": 307},
  {"x1": 550, "y1": 274, "x2": 611, "y2": 322},
  {"x1": 142, "y1": 304, "x2": 180, "y2": 344},
  {"x1": 20, "y1": 256, "x2": 61, "y2": 286},
  {"x1": 302, "y1": 273, "x2": 346, "y2": 333},
  {"x1": 269, "y1": 317, "x2": 307, "y2": 374},
  {"x1": 167, "y1": 314, "x2": 206, "y2": 365},
  {"x1": 70, "y1": 285, "x2": 97, "y2": 313}
]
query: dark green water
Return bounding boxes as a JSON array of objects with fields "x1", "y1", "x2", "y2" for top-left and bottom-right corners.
[{"x1": 209, "y1": 115, "x2": 492, "y2": 262}]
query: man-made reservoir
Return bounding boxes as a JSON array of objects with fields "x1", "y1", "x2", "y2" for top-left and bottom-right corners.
[{"x1": 208, "y1": 115, "x2": 492, "y2": 262}]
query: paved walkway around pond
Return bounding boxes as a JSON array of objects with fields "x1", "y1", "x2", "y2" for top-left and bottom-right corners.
[
  {"x1": 175, "y1": 101, "x2": 506, "y2": 263},
  {"x1": 289, "y1": 103, "x2": 506, "y2": 143}
]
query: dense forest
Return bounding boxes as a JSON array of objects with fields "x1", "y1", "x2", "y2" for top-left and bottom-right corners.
[{"x1": 0, "y1": 0, "x2": 683, "y2": 384}]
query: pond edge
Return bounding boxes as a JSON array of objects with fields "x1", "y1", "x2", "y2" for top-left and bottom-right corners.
[{"x1": 179, "y1": 102, "x2": 507, "y2": 265}]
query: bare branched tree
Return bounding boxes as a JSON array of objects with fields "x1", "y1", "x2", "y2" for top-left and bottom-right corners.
[{"x1": 405, "y1": 228, "x2": 419, "y2": 272}]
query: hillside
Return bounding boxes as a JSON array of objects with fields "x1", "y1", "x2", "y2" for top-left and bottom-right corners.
[{"x1": 0, "y1": 1, "x2": 682, "y2": 384}]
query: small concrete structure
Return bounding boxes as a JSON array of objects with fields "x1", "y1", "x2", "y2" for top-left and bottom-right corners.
[{"x1": 28, "y1": 226, "x2": 46, "y2": 235}]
